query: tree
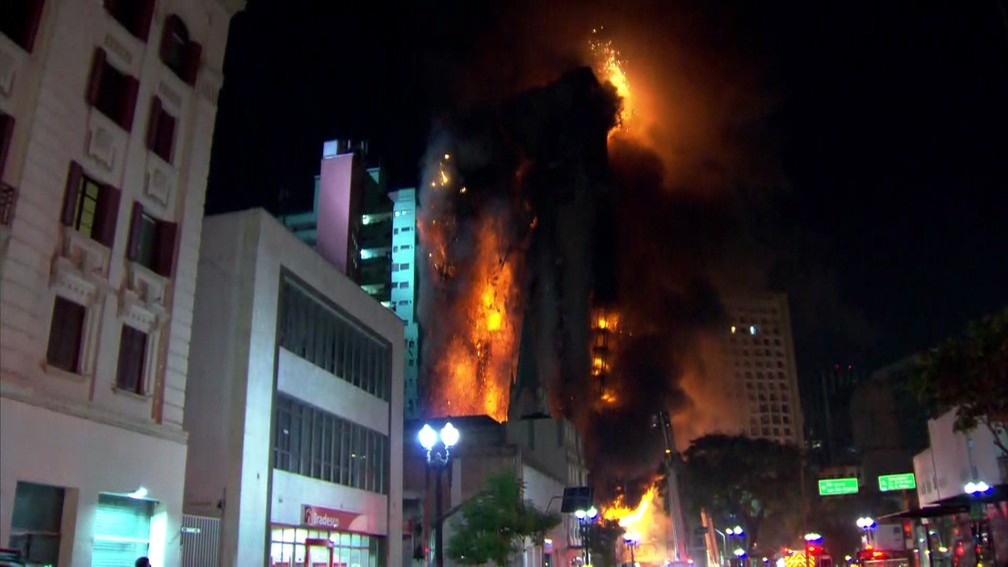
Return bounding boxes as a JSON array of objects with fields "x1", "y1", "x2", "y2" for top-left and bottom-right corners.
[
  {"x1": 682, "y1": 434, "x2": 803, "y2": 555},
  {"x1": 910, "y1": 308, "x2": 1008, "y2": 457},
  {"x1": 447, "y1": 470, "x2": 562, "y2": 565}
]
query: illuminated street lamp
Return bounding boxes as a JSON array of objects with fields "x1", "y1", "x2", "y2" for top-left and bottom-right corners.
[
  {"x1": 964, "y1": 481, "x2": 990, "y2": 495},
  {"x1": 624, "y1": 531, "x2": 641, "y2": 566},
  {"x1": 575, "y1": 506, "x2": 599, "y2": 565},
  {"x1": 856, "y1": 517, "x2": 876, "y2": 548},
  {"x1": 963, "y1": 481, "x2": 992, "y2": 565},
  {"x1": 418, "y1": 422, "x2": 460, "y2": 567}
]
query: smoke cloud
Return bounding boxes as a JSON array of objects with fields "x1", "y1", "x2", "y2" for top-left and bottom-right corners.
[{"x1": 415, "y1": 0, "x2": 789, "y2": 507}]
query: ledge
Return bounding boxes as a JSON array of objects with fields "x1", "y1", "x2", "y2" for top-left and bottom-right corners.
[
  {"x1": 111, "y1": 385, "x2": 153, "y2": 402},
  {"x1": 0, "y1": 386, "x2": 188, "y2": 445},
  {"x1": 41, "y1": 361, "x2": 91, "y2": 384}
]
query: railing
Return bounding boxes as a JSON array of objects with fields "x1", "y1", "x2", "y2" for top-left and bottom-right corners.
[{"x1": 0, "y1": 182, "x2": 15, "y2": 225}]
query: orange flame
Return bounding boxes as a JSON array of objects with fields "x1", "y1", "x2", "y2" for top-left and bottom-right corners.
[
  {"x1": 419, "y1": 154, "x2": 519, "y2": 422},
  {"x1": 591, "y1": 29, "x2": 634, "y2": 139},
  {"x1": 603, "y1": 485, "x2": 676, "y2": 565}
]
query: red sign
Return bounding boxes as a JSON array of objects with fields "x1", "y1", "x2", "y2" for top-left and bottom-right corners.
[{"x1": 303, "y1": 505, "x2": 361, "y2": 530}]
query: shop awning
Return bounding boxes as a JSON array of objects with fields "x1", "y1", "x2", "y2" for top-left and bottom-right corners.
[{"x1": 878, "y1": 504, "x2": 968, "y2": 521}]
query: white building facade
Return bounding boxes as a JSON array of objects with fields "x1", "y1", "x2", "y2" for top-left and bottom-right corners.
[
  {"x1": 720, "y1": 293, "x2": 805, "y2": 446},
  {"x1": 184, "y1": 209, "x2": 405, "y2": 567},
  {"x1": 913, "y1": 408, "x2": 1006, "y2": 506},
  {"x1": 0, "y1": 0, "x2": 241, "y2": 565}
]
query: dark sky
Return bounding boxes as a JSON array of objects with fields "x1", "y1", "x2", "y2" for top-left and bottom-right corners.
[{"x1": 207, "y1": 0, "x2": 1008, "y2": 378}]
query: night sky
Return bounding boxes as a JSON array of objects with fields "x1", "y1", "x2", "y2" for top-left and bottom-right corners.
[{"x1": 207, "y1": 0, "x2": 1008, "y2": 380}]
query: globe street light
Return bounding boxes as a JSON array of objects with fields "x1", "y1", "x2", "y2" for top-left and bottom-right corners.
[
  {"x1": 575, "y1": 506, "x2": 599, "y2": 565},
  {"x1": 963, "y1": 480, "x2": 992, "y2": 565},
  {"x1": 419, "y1": 422, "x2": 460, "y2": 567},
  {"x1": 624, "y1": 531, "x2": 641, "y2": 566},
  {"x1": 856, "y1": 517, "x2": 876, "y2": 548}
]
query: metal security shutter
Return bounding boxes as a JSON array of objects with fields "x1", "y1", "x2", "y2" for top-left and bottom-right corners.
[{"x1": 92, "y1": 494, "x2": 153, "y2": 567}]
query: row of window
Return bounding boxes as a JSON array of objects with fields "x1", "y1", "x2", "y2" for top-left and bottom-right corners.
[
  {"x1": 2, "y1": 2, "x2": 198, "y2": 154},
  {"x1": 390, "y1": 262, "x2": 411, "y2": 272},
  {"x1": 749, "y1": 426, "x2": 792, "y2": 439},
  {"x1": 62, "y1": 161, "x2": 178, "y2": 275},
  {"x1": 270, "y1": 527, "x2": 384, "y2": 567},
  {"x1": 272, "y1": 394, "x2": 389, "y2": 495},
  {"x1": 278, "y1": 278, "x2": 392, "y2": 401},
  {"x1": 88, "y1": 48, "x2": 178, "y2": 163},
  {"x1": 47, "y1": 296, "x2": 150, "y2": 396},
  {"x1": 737, "y1": 370, "x2": 790, "y2": 381}
]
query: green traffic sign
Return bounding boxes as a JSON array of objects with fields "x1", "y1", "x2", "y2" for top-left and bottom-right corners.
[
  {"x1": 818, "y1": 477, "x2": 859, "y2": 496},
  {"x1": 878, "y1": 473, "x2": 916, "y2": 491}
]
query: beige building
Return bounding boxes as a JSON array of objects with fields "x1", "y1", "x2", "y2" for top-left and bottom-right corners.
[
  {"x1": 0, "y1": 0, "x2": 243, "y2": 564},
  {"x1": 185, "y1": 209, "x2": 405, "y2": 567},
  {"x1": 719, "y1": 293, "x2": 804, "y2": 446}
]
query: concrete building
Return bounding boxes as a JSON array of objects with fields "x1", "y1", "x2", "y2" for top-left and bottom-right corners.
[
  {"x1": 719, "y1": 293, "x2": 804, "y2": 446},
  {"x1": 279, "y1": 140, "x2": 422, "y2": 418},
  {"x1": 0, "y1": 0, "x2": 241, "y2": 564},
  {"x1": 184, "y1": 209, "x2": 405, "y2": 567},
  {"x1": 909, "y1": 407, "x2": 1008, "y2": 567},
  {"x1": 278, "y1": 139, "x2": 385, "y2": 292},
  {"x1": 388, "y1": 188, "x2": 420, "y2": 419}
]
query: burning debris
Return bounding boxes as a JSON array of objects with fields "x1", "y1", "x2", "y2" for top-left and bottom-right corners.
[{"x1": 591, "y1": 27, "x2": 634, "y2": 139}]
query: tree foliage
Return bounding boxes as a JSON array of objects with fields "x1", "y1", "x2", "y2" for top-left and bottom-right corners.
[
  {"x1": 447, "y1": 470, "x2": 562, "y2": 565},
  {"x1": 682, "y1": 434, "x2": 803, "y2": 554},
  {"x1": 910, "y1": 308, "x2": 1008, "y2": 456}
]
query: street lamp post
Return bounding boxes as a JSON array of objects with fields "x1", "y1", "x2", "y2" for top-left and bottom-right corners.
[
  {"x1": 856, "y1": 517, "x2": 876, "y2": 549},
  {"x1": 964, "y1": 481, "x2": 991, "y2": 567},
  {"x1": 575, "y1": 506, "x2": 599, "y2": 566},
  {"x1": 624, "y1": 531, "x2": 641, "y2": 567},
  {"x1": 419, "y1": 422, "x2": 460, "y2": 567},
  {"x1": 728, "y1": 526, "x2": 745, "y2": 567},
  {"x1": 714, "y1": 528, "x2": 728, "y2": 567}
]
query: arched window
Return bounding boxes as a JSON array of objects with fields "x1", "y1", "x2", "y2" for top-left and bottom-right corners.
[{"x1": 159, "y1": 15, "x2": 201, "y2": 85}]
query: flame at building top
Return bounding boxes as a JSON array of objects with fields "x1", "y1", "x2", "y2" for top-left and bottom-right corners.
[{"x1": 591, "y1": 28, "x2": 634, "y2": 139}]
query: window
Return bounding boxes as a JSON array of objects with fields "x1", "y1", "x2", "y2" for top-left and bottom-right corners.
[
  {"x1": 273, "y1": 394, "x2": 389, "y2": 494},
  {"x1": 159, "y1": 15, "x2": 201, "y2": 85},
  {"x1": 104, "y1": 0, "x2": 154, "y2": 40},
  {"x1": 46, "y1": 297, "x2": 85, "y2": 372},
  {"x1": 278, "y1": 278, "x2": 392, "y2": 400},
  {"x1": 0, "y1": 110, "x2": 13, "y2": 181},
  {"x1": 115, "y1": 325, "x2": 147, "y2": 394},
  {"x1": 146, "y1": 96, "x2": 176, "y2": 163},
  {"x1": 9, "y1": 482, "x2": 64, "y2": 566},
  {"x1": 60, "y1": 162, "x2": 121, "y2": 247},
  {"x1": 0, "y1": 0, "x2": 44, "y2": 52},
  {"x1": 126, "y1": 202, "x2": 177, "y2": 277},
  {"x1": 86, "y1": 48, "x2": 139, "y2": 131}
]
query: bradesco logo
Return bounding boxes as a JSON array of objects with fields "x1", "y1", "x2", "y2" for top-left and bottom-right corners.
[{"x1": 303, "y1": 505, "x2": 361, "y2": 530}]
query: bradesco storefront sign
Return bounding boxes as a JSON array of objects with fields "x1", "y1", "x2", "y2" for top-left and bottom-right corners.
[
  {"x1": 303, "y1": 505, "x2": 361, "y2": 530},
  {"x1": 818, "y1": 477, "x2": 859, "y2": 496}
]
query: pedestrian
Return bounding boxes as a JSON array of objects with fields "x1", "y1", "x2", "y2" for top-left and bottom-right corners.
[{"x1": 135, "y1": 557, "x2": 151, "y2": 567}]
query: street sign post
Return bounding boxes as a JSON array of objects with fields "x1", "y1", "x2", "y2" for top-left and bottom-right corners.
[
  {"x1": 818, "y1": 477, "x2": 859, "y2": 496},
  {"x1": 878, "y1": 473, "x2": 916, "y2": 492}
]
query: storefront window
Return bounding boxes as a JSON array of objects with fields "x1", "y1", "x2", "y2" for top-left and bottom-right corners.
[{"x1": 269, "y1": 525, "x2": 381, "y2": 567}]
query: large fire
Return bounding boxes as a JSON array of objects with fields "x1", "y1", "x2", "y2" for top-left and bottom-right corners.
[
  {"x1": 591, "y1": 28, "x2": 634, "y2": 139},
  {"x1": 603, "y1": 485, "x2": 676, "y2": 564},
  {"x1": 418, "y1": 153, "x2": 520, "y2": 422}
]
